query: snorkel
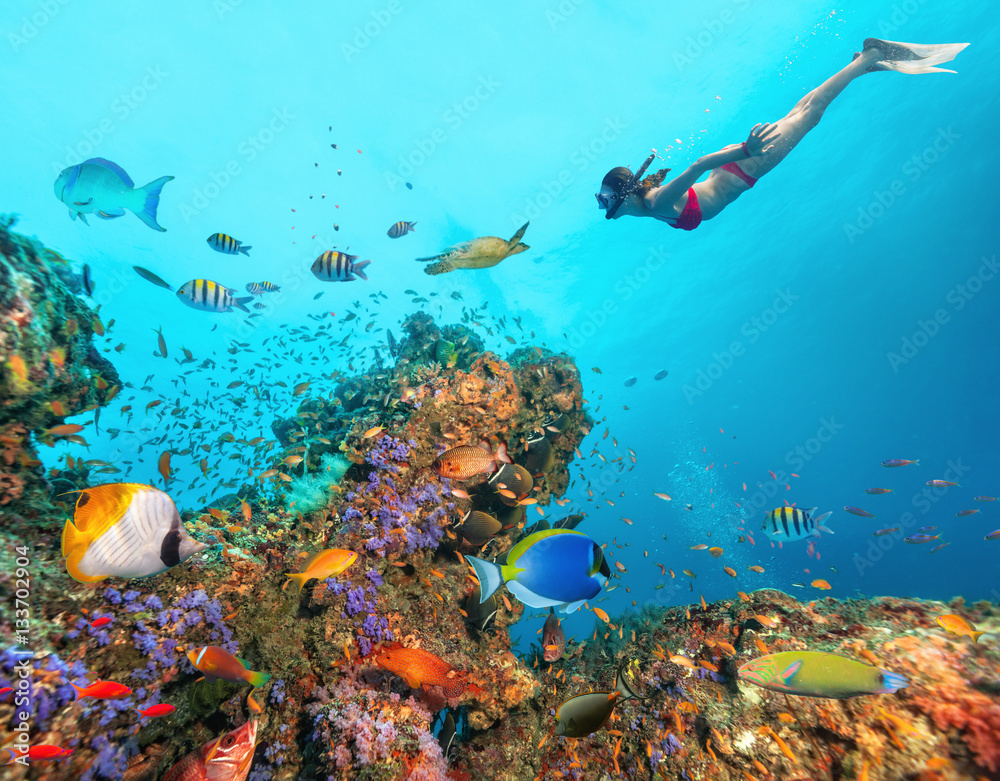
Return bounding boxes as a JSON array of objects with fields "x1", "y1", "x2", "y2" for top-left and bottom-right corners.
[{"x1": 604, "y1": 150, "x2": 657, "y2": 220}]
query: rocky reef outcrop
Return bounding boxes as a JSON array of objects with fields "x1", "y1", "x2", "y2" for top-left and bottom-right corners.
[{"x1": 0, "y1": 217, "x2": 119, "y2": 524}]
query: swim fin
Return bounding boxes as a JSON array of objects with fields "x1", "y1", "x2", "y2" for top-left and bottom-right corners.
[{"x1": 862, "y1": 38, "x2": 970, "y2": 74}]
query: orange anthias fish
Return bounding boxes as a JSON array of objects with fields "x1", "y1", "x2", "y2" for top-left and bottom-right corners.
[
  {"x1": 162, "y1": 719, "x2": 258, "y2": 781},
  {"x1": 375, "y1": 644, "x2": 480, "y2": 698},
  {"x1": 284, "y1": 549, "x2": 358, "y2": 593},
  {"x1": 71, "y1": 680, "x2": 132, "y2": 701},
  {"x1": 432, "y1": 441, "x2": 511, "y2": 480},
  {"x1": 935, "y1": 614, "x2": 985, "y2": 643},
  {"x1": 187, "y1": 646, "x2": 270, "y2": 687}
]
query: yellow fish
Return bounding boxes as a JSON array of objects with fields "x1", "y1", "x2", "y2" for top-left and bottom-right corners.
[
  {"x1": 61, "y1": 483, "x2": 207, "y2": 583},
  {"x1": 284, "y1": 549, "x2": 358, "y2": 593},
  {"x1": 935, "y1": 614, "x2": 985, "y2": 643}
]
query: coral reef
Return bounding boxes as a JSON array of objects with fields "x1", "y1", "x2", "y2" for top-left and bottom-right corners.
[
  {"x1": 0, "y1": 216, "x2": 120, "y2": 521},
  {"x1": 1, "y1": 299, "x2": 998, "y2": 780}
]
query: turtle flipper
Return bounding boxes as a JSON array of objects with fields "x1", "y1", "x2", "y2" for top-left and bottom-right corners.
[
  {"x1": 424, "y1": 260, "x2": 454, "y2": 275},
  {"x1": 415, "y1": 253, "x2": 447, "y2": 263},
  {"x1": 507, "y1": 222, "x2": 529, "y2": 250}
]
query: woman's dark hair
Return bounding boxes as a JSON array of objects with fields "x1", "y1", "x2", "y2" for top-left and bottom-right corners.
[
  {"x1": 601, "y1": 166, "x2": 672, "y2": 199},
  {"x1": 601, "y1": 167, "x2": 633, "y2": 197}
]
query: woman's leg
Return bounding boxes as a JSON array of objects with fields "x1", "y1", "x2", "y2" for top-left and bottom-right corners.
[{"x1": 740, "y1": 47, "x2": 880, "y2": 179}]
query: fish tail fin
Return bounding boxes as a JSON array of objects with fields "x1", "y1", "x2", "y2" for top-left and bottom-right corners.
[
  {"x1": 61, "y1": 518, "x2": 85, "y2": 557},
  {"x1": 239, "y1": 245, "x2": 252, "y2": 256},
  {"x1": 467, "y1": 556, "x2": 503, "y2": 602},
  {"x1": 70, "y1": 682, "x2": 86, "y2": 701},
  {"x1": 284, "y1": 573, "x2": 307, "y2": 594},
  {"x1": 354, "y1": 260, "x2": 371, "y2": 281},
  {"x1": 130, "y1": 175, "x2": 173, "y2": 231},
  {"x1": 813, "y1": 511, "x2": 834, "y2": 535},
  {"x1": 495, "y1": 441, "x2": 513, "y2": 465},
  {"x1": 615, "y1": 664, "x2": 644, "y2": 701},
  {"x1": 247, "y1": 670, "x2": 271, "y2": 688},
  {"x1": 877, "y1": 669, "x2": 909, "y2": 694},
  {"x1": 409, "y1": 222, "x2": 416, "y2": 231},
  {"x1": 64, "y1": 545, "x2": 105, "y2": 583},
  {"x1": 234, "y1": 297, "x2": 253, "y2": 313},
  {"x1": 971, "y1": 630, "x2": 985, "y2": 643}
]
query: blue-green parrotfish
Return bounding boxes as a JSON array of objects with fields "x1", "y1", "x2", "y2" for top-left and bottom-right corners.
[{"x1": 54, "y1": 158, "x2": 173, "y2": 231}]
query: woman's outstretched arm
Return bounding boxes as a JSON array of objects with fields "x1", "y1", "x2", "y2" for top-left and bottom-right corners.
[{"x1": 644, "y1": 123, "x2": 780, "y2": 217}]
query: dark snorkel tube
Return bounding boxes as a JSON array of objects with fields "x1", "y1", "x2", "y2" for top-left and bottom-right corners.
[{"x1": 604, "y1": 150, "x2": 657, "y2": 220}]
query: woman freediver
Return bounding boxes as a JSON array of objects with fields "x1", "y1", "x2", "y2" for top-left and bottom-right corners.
[{"x1": 596, "y1": 38, "x2": 970, "y2": 230}]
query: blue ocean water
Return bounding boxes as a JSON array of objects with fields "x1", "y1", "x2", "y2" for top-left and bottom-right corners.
[{"x1": 2, "y1": 0, "x2": 996, "y2": 654}]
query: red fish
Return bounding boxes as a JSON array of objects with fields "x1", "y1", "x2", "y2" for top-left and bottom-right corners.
[
  {"x1": 90, "y1": 616, "x2": 113, "y2": 629},
  {"x1": 163, "y1": 719, "x2": 258, "y2": 781},
  {"x1": 542, "y1": 611, "x2": 566, "y2": 662},
  {"x1": 375, "y1": 643, "x2": 480, "y2": 698},
  {"x1": 0, "y1": 687, "x2": 12, "y2": 698},
  {"x1": 137, "y1": 703, "x2": 175, "y2": 719},
  {"x1": 3, "y1": 745, "x2": 72, "y2": 764},
  {"x1": 71, "y1": 680, "x2": 132, "y2": 701},
  {"x1": 432, "y1": 441, "x2": 511, "y2": 480}
]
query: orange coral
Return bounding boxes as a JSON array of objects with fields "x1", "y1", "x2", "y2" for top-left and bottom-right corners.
[
  {"x1": 0, "y1": 470, "x2": 24, "y2": 505},
  {"x1": 912, "y1": 689, "x2": 1000, "y2": 772}
]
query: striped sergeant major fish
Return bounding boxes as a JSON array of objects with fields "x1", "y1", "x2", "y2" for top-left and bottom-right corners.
[
  {"x1": 762, "y1": 506, "x2": 834, "y2": 542},
  {"x1": 206, "y1": 232, "x2": 251, "y2": 256},
  {"x1": 387, "y1": 220, "x2": 416, "y2": 238},
  {"x1": 246, "y1": 281, "x2": 281, "y2": 295},
  {"x1": 311, "y1": 251, "x2": 371, "y2": 282},
  {"x1": 176, "y1": 279, "x2": 253, "y2": 313}
]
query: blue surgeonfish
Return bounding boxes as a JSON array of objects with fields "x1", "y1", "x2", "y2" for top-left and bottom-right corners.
[
  {"x1": 54, "y1": 158, "x2": 173, "y2": 231},
  {"x1": 466, "y1": 529, "x2": 609, "y2": 615}
]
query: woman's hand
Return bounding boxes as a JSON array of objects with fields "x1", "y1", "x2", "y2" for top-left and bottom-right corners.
[{"x1": 743, "y1": 122, "x2": 781, "y2": 156}]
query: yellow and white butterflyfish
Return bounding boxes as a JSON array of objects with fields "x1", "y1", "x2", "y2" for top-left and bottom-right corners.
[{"x1": 61, "y1": 483, "x2": 207, "y2": 583}]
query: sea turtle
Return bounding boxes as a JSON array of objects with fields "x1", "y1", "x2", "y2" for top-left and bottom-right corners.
[{"x1": 416, "y1": 222, "x2": 529, "y2": 275}]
